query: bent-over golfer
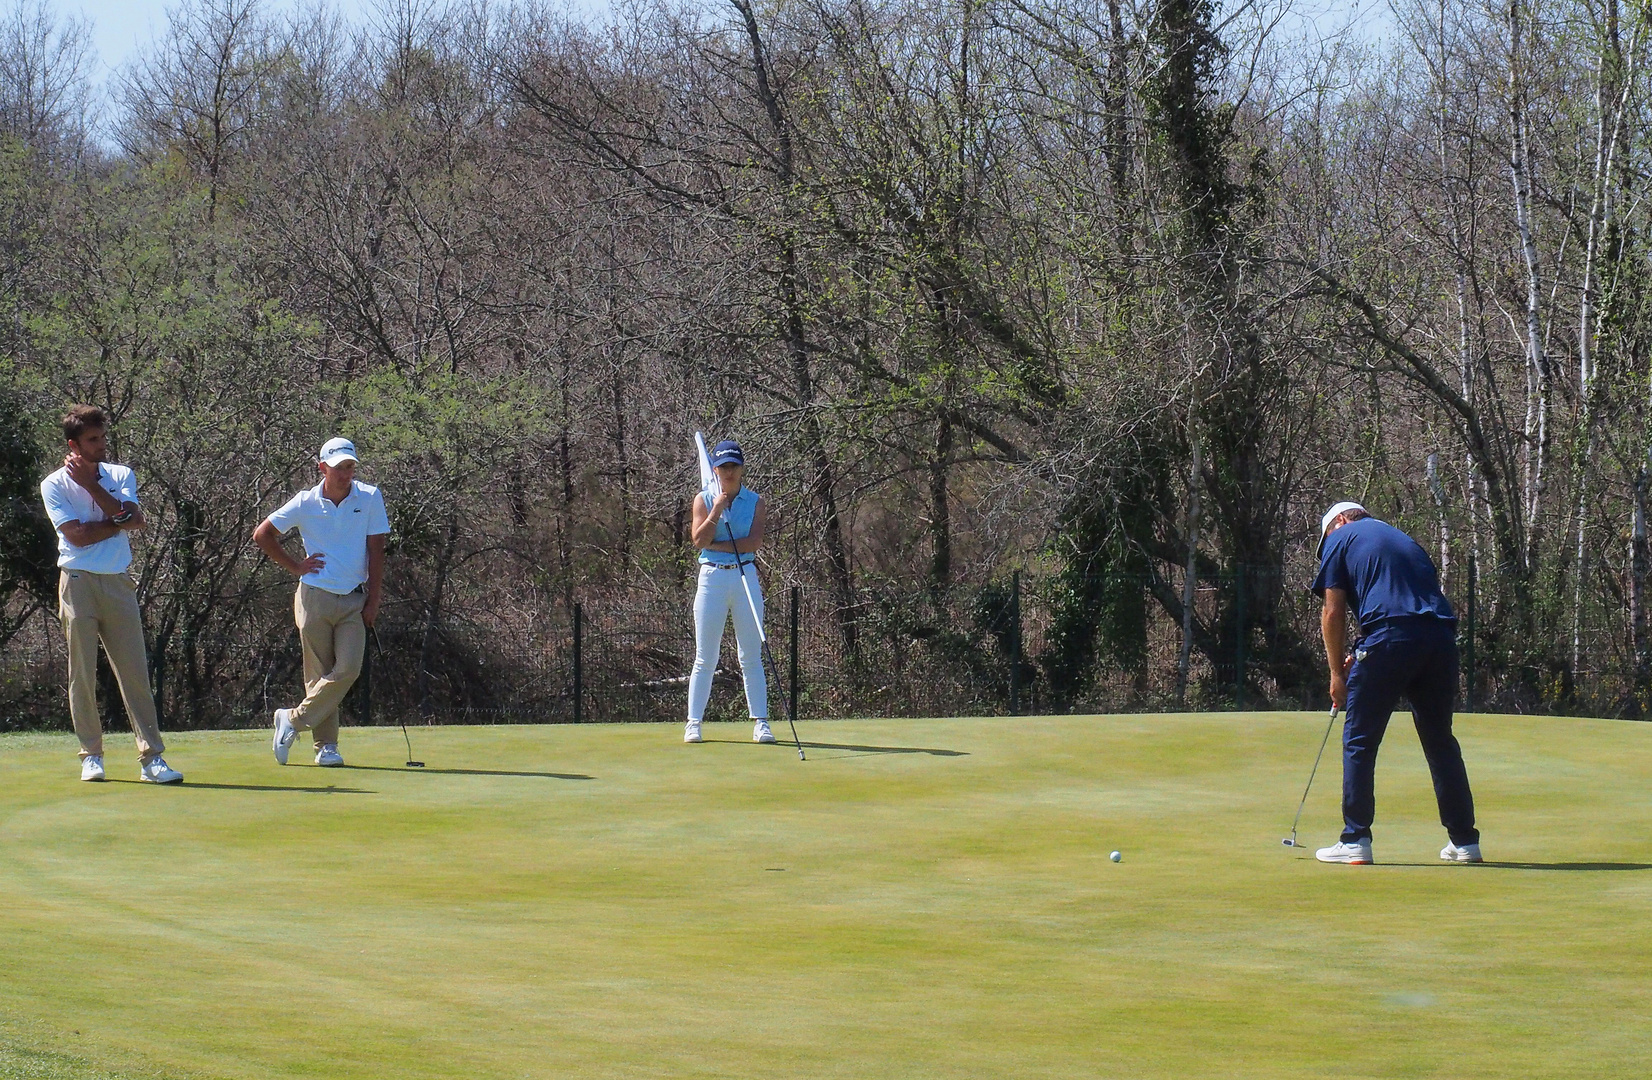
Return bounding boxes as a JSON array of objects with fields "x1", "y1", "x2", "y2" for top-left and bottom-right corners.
[
  {"x1": 1311, "y1": 501, "x2": 1480, "y2": 865},
  {"x1": 254, "y1": 438, "x2": 388, "y2": 767},
  {"x1": 40, "y1": 406, "x2": 183, "y2": 784},
  {"x1": 684, "y1": 440, "x2": 773, "y2": 745}
]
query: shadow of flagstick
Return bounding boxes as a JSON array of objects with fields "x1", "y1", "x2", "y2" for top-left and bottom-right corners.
[{"x1": 700, "y1": 739, "x2": 967, "y2": 757}]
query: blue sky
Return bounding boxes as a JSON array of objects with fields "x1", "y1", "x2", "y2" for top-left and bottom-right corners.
[
  {"x1": 70, "y1": 0, "x2": 1390, "y2": 84},
  {"x1": 72, "y1": 1, "x2": 613, "y2": 80},
  {"x1": 74, "y1": 1, "x2": 362, "y2": 79}
]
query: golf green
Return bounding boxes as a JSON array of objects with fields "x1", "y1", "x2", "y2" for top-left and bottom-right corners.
[{"x1": 1, "y1": 713, "x2": 1649, "y2": 1079}]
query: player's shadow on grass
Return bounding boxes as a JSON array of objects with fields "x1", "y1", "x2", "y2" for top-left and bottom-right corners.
[
  {"x1": 341, "y1": 765, "x2": 594, "y2": 780},
  {"x1": 1481, "y1": 860, "x2": 1652, "y2": 871},
  {"x1": 108, "y1": 780, "x2": 375, "y2": 794},
  {"x1": 705, "y1": 739, "x2": 967, "y2": 757},
  {"x1": 1386, "y1": 860, "x2": 1652, "y2": 871}
]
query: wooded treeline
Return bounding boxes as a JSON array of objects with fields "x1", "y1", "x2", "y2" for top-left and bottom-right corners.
[{"x1": 3, "y1": 0, "x2": 1652, "y2": 723}]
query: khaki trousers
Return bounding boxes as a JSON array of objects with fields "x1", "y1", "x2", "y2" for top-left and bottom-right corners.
[
  {"x1": 290, "y1": 583, "x2": 366, "y2": 746},
  {"x1": 59, "y1": 570, "x2": 165, "y2": 764}
]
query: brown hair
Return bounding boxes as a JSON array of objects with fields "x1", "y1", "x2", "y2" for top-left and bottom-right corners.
[{"x1": 63, "y1": 405, "x2": 108, "y2": 442}]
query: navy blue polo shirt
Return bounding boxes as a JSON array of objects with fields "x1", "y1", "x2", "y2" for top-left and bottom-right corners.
[{"x1": 1311, "y1": 517, "x2": 1455, "y2": 644}]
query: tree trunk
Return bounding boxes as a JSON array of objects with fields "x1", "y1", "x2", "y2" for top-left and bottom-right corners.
[
  {"x1": 559, "y1": 343, "x2": 574, "y2": 608},
  {"x1": 1633, "y1": 467, "x2": 1649, "y2": 716},
  {"x1": 734, "y1": 0, "x2": 859, "y2": 659},
  {"x1": 1104, "y1": 0, "x2": 1132, "y2": 207},
  {"x1": 1508, "y1": 0, "x2": 1548, "y2": 572},
  {"x1": 1572, "y1": 1, "x2": 1636, "y2": 683},
  {"x1": 417, "y1": 509, "x2": 459, "y2": 717},
  {"x1": 1176, "y1": 438, "x2": 1201, "y2": 705},
  {"x1": 1427, "y1": 453, "x2": 1451, "y2": 590},
  {"x1": 930, "y1": 415, "x2": 953, "y2": 587},
  {"x1": 613, "y1": 370, "x2": 631, "y2": 577}
]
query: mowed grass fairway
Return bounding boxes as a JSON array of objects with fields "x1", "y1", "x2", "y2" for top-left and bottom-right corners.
[{"x1": 2, "y1": 713, "x2": 1650, "y2": 1080}]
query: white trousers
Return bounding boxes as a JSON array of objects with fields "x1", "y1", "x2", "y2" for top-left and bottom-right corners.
[{"x1": 687, "y1": 562, "x2": 768, "y2": 721}]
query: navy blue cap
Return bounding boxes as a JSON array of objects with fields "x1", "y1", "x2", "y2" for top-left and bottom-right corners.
[{"x1": 709, "y1": 440, "x2": 744, "y2": 468}]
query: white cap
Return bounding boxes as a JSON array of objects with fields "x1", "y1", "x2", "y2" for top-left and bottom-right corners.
[
  {"x1": 319, "y1": 437, "x2": 359, "y2": 467},
  {"x1": 1317, "y1": 501, "x2": 1365, "y2": 558}
]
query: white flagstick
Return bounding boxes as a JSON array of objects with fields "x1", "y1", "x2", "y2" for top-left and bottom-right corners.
[{"x1": 694, "y1": 431, "x2": 715, "y2": 493}]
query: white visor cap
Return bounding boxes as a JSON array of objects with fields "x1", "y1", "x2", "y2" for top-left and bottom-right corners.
[
  {"x1": 319, "y1": 437, "x2": 359, "y2": 467},
  {"x1": 1317, "y1": 501, "x2": 1366, "y2": 558}
]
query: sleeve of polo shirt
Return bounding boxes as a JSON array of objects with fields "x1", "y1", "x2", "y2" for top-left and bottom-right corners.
[
  {"x1": 366, "y1": 489, "x2": 391, "y2": 536},
  {"x1": 114, "y1": 467, "x2": 139, "y2": 506},
  {"x1": 1310, "y1": 537, "x2": 1352, "y2": 599},
  {"x1": 266, "y1": 492, "x2": 306, "y2": 535},
  {"x1": 41, "y1": 478, "x2": 78, "y2": 528}
]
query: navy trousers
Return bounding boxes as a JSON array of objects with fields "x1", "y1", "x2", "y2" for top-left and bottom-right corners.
[{"x1": 1341, "y1": 623, "x2": 1479, "y2": 846}]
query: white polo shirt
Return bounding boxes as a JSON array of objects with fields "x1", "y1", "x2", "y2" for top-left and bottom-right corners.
[
  {"x1": 40, "y1": 463, "x2": 138, "y2": 574},
  {"x1": 266, "y1": 481, "x2": 391, "y2": 596}
]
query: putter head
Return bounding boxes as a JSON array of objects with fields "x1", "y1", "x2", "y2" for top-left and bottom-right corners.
[
  {"x1": 1282, "y1": 837, "x2": 1299, "y2": 847},
  {"x1": 407, "y1": 761, "x2": 425, "y2": 768}
]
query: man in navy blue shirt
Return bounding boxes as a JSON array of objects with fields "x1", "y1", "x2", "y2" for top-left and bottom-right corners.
[{"x1": 1310, "y1": 501, "x2": 1481, "y2": 865}]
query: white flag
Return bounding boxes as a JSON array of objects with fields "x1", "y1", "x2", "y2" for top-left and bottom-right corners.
[{"x1": 694, "y1": 431, "x2": 715, "y2": 492}]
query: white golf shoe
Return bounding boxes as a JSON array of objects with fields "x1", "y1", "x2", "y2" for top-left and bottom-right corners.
[
  {"x1": 315, "y1": 744, "x2": 344, "y2": 767},
  {"x1": 80, "y1": 755, "x2": 105, "y2": 782},
  {"x1": 683, "y1": 720, "x2": 703, "y2": 743},
  {"x1": 1315, "y1": 839, "x2": 1374, "y2": 865},
  {"x1": 139, "y1": 757, "x2": 184, "y2": 784},
  {"x1": 753, "y1": 719, "x2": 776, "y2": 744},
  {"x1": 272, "y1": 708, "x2": 298, "y2": 765},
  {"x1": 1441, "y1": 841, "x2": 1483, "y2": 863}
]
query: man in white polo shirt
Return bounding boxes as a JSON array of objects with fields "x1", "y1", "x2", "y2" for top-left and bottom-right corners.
[
  {"x1": 39, "y1": 405, "x2": 183, "y2": 784},
  {"x1": 253, "y1": 437, "x2": 389, "y2": 767}
]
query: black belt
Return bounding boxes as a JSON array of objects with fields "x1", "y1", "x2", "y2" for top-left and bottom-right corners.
[{"x1": 304, "y1": 582, "x2": 364, "y2": 595}]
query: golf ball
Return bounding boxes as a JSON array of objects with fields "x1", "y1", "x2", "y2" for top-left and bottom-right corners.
[{"x1": 1110, "y1": 850, "x2": 1122, "y2": 862}]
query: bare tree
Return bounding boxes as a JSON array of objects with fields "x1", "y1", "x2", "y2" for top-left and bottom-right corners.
[{"x1": 0, "y1": 0, "x2": 93, "y2": 150}]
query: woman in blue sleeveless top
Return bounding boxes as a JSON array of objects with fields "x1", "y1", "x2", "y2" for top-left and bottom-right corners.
[{"x1": 684, "y1": 440, "x2": 772, "y2": 744}]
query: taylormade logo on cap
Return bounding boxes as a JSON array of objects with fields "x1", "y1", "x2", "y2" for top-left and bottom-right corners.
[
  {"x1": 709, "y1": 440, "x2": 744, "y2": 467},
  {"x1": 319, "y1": 437, "x2": 359, "y2": 467}
]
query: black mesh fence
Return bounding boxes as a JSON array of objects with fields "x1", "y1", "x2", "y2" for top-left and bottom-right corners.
[{"x1": 1, "y1": 560, "x2": 1646, "y2": 732}]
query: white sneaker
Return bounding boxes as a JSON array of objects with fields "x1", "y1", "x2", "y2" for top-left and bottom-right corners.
[
  {"x1": 1315, "y1": 839, "x2": 1374, "y2": 865},
  {"x1": 139, "y1": 757, "x2": 183, "y2": 784},
  {"x1": 315, "y1": 744, "x2": 344, "y2": 767},
  {"x1": 683, "y1": 720, "x2": 703, "y2": 743},
  {"x1": 272, "y1": 708, "x2": 297, "y2": 765},
  {"x1": 80, "y1": 755, "x2": 105, "y2": 782},
  {"x1": 1441, "y1": 841, "x2": 1483, "y2": 863},
  {"x1": 753, "y1": 719, "x2": 776, "y2": 743}
]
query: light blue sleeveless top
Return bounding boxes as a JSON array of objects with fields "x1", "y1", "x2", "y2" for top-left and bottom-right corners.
[{"x1": 698, "y1": 487, "x2": 760, "y2": 566}]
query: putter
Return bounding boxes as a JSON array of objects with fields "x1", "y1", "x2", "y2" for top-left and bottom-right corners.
[
  {"x1": 1282, "y1": 705, "x2": 1339, "y2": 849},
  {"x1": 372, "y1": 628, "x2": 424, "y2": 768},
  {"x1": 728, "y1": 529, "x2": 805, "y2": 760}
]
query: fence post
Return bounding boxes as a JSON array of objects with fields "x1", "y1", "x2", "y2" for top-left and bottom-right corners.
[
  {"x1": 1009, "y1": 570, "x2": 1022, "y2": 715},
  {"x1": 1464, "y1": 555, "x2": 1476, "y2": 712},
  {"x1": 789, "y1": 585, "x2": 800, "y2": 724},
  {"x1": 1234, "y1": 564, "x2": 1246, "y2": 710},
  {"x1": 573, "y1": 602, "x2": 583, "y2": 724}
]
